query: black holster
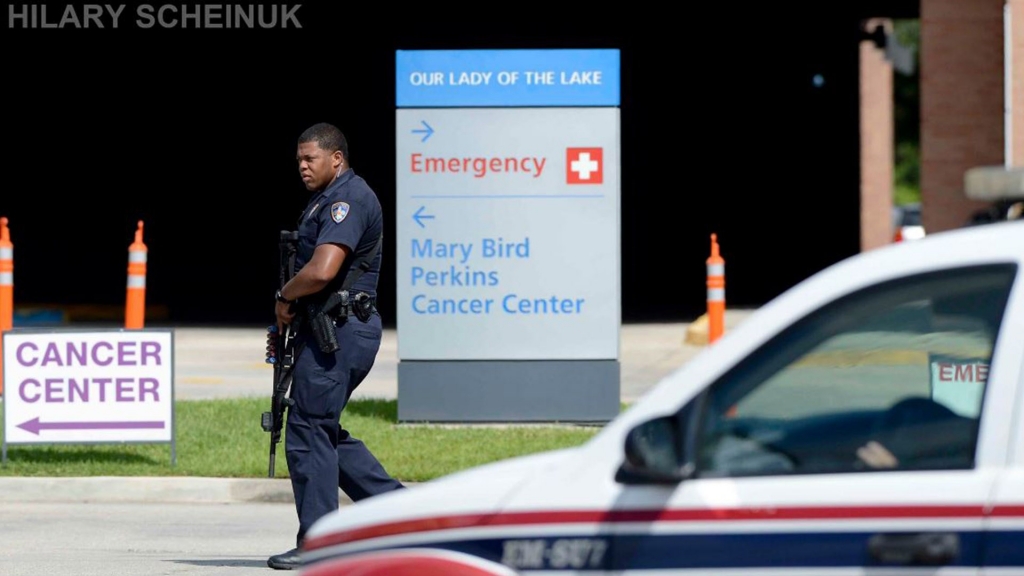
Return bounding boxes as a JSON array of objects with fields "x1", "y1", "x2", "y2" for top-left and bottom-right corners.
[
  {"x1": 301, "y1": 290, "x2": 374, "y2": 354},
  {"x1": 303, "y1": 292, "x2": 342, "y2": 354}
]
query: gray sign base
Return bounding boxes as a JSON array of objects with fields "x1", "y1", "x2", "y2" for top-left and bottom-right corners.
[{"x1": 397, "y1": 360, "x2": 620, "y2": 423}]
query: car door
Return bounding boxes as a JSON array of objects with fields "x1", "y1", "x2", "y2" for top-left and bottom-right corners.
[
  {"x1": 982, "y1": 301, "x2": 1024, "y2": 575},
  {"x1": 609, "y1": 263, "x2": 1020, "y2": 574}
]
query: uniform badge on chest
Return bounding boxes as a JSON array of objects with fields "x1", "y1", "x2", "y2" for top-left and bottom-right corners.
[{"x1": 331, "y1": 201, "x2": 350, "y2": 223}]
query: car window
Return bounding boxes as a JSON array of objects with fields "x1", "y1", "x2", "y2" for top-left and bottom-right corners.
[{"x1": 694, "y1": 264, "x2": 1017, "y2": 478}]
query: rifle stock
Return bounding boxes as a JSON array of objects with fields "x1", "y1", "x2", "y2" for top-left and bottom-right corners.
[
  {"x1": 261, "y1": 230, "x2": 300, "y2": 478},
  {"x1": 262, "y1": 320, "x2": 299, "y2": 477}
]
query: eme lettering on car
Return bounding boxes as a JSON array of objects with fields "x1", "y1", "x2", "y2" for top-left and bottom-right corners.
[{"x1": 929, "y1": 353, "x2": 989, "y2": 418}]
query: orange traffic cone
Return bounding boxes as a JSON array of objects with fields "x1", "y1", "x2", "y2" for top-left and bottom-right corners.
[
  {"x1": 125, "y1": 221, "x2": 148, "y2": 329},
  {"x1": 0, "y1": 217, "x2": 12, "y2": 395},
  {"x1": 706, "y1": 233, "x2": 725, "y2": 344}
]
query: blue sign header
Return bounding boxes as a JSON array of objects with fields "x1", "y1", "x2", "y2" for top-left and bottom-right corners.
[{"x1": 396, "y1": 49, "x2": 620, "y2": 107}]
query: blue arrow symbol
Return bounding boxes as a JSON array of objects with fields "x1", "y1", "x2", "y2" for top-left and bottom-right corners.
[
  {"x1": 411, "y1": 120, "x2": 434, "y2": 142},
  {"x1": 413, "y1": 206, "x2": 435, "y2": 228}
]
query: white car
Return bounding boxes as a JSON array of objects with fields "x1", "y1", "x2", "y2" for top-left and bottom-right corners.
[{"x1": 299, "y1": 220, "x2": 1024, "y2": 575}]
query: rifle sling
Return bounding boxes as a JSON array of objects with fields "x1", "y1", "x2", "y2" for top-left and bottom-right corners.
[{"x1": 340, "y1": 233, "x2": 382, "y2": 294}]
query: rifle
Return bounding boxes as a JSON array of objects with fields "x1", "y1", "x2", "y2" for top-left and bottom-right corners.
[{"x1": 261, "y1": 230, "x2": 302, "y2": 478}]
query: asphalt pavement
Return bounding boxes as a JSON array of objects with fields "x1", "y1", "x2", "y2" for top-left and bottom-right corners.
[{"x1": 0, "y1": 311, "x2": 755, "y2": 505}]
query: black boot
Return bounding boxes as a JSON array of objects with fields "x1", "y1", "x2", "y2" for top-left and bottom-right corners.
[{"x1": 267, "y1": 548, "x2": 302, "y2": 570}]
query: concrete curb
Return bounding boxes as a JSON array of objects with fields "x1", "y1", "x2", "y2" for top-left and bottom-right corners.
[{"x1": 0, "y1": 476, "x2": 358, "y2": 505}]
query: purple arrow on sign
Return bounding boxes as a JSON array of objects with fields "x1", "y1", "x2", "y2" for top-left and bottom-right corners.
[{"x1": 16, "y1": 417, "x2": 165, "y2": 436}]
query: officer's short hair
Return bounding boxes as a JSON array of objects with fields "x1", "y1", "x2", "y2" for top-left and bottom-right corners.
[{"x1": 299, "y1": 122, "x2": 349, "y2": 163}]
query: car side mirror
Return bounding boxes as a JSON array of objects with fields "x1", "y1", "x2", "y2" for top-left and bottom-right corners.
[{"x1": 615, "y1": 415, "x2": 694, "y2": 485}]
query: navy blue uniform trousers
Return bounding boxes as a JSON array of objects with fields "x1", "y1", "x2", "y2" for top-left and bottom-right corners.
[{"x1": 285, "y1": 312, "x2": 403, "y2": 545}]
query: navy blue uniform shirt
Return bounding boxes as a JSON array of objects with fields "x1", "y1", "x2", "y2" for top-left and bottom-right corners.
[{"x1": 295, "y1": 169, "x2": 383, "y2": 299}]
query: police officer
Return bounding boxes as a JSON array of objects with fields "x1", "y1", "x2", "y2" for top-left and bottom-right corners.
[{"x1": 268, "y1": 122, "x2": 404, "y2": 570}]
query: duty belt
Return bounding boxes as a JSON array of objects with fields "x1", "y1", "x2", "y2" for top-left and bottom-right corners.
[{"x1": 331, "y1": 292, "x2": 376, "y2": 319}]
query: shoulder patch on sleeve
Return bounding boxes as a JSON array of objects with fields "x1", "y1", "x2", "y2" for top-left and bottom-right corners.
[{"x1": 330, "y1": 201, "x2": 350, "y2": 223}]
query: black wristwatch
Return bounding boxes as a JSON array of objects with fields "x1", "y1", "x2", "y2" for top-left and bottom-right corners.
[{"x1": 275, "y1": 289, "x2": 294, "y2": 305}]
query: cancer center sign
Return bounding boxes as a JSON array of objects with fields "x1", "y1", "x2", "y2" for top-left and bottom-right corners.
[
  {"x1": 3, "y1": 329, "x2": 175, "y2": 463},
  {"x1": 395, "y1": 49, "x2": 621, "y2": 422}
]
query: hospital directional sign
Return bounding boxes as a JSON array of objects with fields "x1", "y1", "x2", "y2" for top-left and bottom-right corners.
[
  {"x1": 396, "y1": 107, "x2": 619, "y2": 360},
  {"x1": 395, "y1": 49, "x2": 621, "y2": 423},
  {"x1": 2, "y1": 328, "x2": 175, "y2": 465}
]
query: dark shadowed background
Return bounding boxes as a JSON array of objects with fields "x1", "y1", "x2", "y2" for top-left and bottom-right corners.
[{"x1": 2, "y1": 2, "x2": 918, "y2": 326}]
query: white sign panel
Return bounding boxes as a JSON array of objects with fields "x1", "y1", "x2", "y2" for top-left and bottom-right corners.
[
  {"x1": 929, "y1": 354, "x2": 988, "y2": 418},
  {"x1": 396, "y1": 107, "x2": 620, "y2": 360},
  {"x1": 3, "y1": 329, "x2": 174, "y2": 444}
]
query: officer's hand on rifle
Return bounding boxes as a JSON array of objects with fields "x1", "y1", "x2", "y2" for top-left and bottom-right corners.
[{"x1": 275, "y1": 289, "x2": 297, "y2": 333}]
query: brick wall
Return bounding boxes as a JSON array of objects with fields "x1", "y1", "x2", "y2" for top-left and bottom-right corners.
[
  {"x1": 921, "y1": 0, "x2": 1006, "y2": 232},
  {"x1": 860, "y1": 18, "x2": 895, "y2": 251},
  {"x1": 1014, "y1": 0, "x2": 1024, "y2": 166}
]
